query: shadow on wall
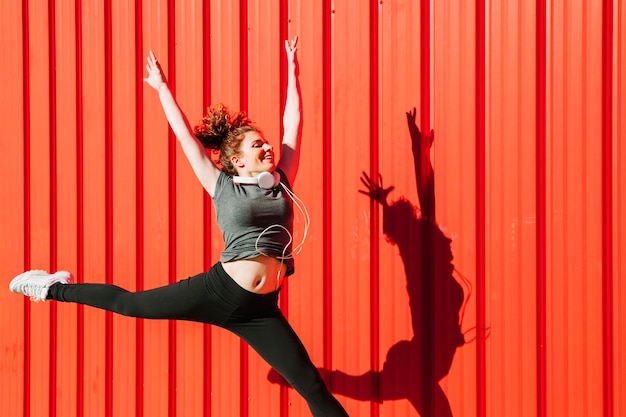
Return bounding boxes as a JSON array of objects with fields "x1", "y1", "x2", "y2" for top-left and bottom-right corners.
[{"x1": 270, "y1": 109, "x2": 475, "y2": 416}]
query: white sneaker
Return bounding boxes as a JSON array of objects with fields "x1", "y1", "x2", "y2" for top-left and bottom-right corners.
[{"x1": 9, "y1": 270, "x2": 72, "y2": 302}]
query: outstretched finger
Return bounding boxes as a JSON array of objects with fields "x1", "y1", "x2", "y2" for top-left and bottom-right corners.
[
  {"x1": 360, "y1": 174, "x2": 374, "y2": 190},
  {"x1": 376, "y1": 173, "x2": 385, "y2": 187},
  {"x1": 357, "y1": 189, "x2": 372, "y2": 197}
]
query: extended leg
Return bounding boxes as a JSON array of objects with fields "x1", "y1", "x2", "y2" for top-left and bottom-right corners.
[
  {"x1": 228, "y1": 314, "x2": 349, "y2": 417},
  {"x1": 49, "y1": 270, "x2": 237, "y2": 325}
]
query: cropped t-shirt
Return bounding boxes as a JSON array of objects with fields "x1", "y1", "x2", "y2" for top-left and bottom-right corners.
[{"x1": 212, "y1": 168, "x2": 295, "y2": 276}]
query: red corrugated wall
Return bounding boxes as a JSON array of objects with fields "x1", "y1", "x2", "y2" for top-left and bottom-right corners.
[{"x1": 0, "y1": 1, "x2": 624, "y2": 416}]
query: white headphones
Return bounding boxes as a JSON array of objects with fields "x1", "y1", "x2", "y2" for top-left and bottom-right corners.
[{"x1": 233, "y1": 171, "x2": 281, "y2": 189}]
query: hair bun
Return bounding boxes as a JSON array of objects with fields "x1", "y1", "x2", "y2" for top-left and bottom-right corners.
[{"x1": 194, "y1": 103, "x2": 252, "y2": 149}]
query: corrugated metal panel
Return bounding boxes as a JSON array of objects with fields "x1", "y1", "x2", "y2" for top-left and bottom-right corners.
[
  {"x1": 484, "y1": 0, "x2": 539, "y2": 415},
  {"x1": 0, "y1": 1, "x2": 624, "y2": 416}
]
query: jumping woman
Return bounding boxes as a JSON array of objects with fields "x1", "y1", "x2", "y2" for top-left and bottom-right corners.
[{"x1": 10, "y1": 36, "x2": 349, "y2": 417}]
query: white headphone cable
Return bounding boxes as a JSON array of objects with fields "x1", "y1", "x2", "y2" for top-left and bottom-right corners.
[{"x1": 253, "y1": 182, "x2": 311, "y2": 288}]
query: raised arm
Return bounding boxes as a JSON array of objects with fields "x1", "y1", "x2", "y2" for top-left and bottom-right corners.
[
  {"x1": 276, "y1": 37, "x2": 302, "y2": 184},
  {"x1": 406, "y1": 107, "x2": 435, "y2": 223},
  {"x1": 144, "y1": 51, "x2": 221, "y2": 196}
]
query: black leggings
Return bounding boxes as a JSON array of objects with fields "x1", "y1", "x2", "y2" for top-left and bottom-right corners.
[{"x1": 48, "y1": 262, "x2": 348, "y2": 417}]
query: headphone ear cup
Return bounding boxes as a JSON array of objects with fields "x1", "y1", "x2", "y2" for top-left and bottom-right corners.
[{"x1": 257, "y1": 171, "x2": 280, "y2": 189}]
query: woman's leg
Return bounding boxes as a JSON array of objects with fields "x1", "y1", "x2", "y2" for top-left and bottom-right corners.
[
  {"x1": 227, "y1": 314, "x2": 349, "y2": 417},
  {"x1": 48, "y1": 265, "x2": 237, "y2": 326},
  {"x1": 198, "y1": 262, "x2": 349, "y2": 416}
]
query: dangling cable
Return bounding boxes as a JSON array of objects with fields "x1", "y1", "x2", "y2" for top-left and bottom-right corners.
[
  {"x1": 253, "y1": 182, "x2": 311, "y2": 289},
  {"x1": 277, "y1": 182, "x2": 311, "y2": 256},
  {"x1": 254, "y1": 182, "x2": 310, "y2": 260}
]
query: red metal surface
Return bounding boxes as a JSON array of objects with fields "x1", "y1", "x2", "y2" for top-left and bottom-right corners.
[{"x1": 0, "y1": 1, "x2": 624, "y2": 416}]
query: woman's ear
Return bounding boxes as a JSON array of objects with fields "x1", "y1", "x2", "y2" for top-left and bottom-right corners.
[{"x1": 231, "y1": 155, "x2": 244, "y2": 168}]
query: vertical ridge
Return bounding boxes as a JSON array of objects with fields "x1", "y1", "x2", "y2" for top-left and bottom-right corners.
[
  {"x1": 201, "y1": 2, "x2": 213, "y2": 416},
  {"x1": 103, "y1": 1, "x2": 114, "y2": 416},
  {"x1": 601, "y1": 1, "x2": 614, "y2": 416},
  {"x1": 420, "y1": 0, "x2": 431, "y2": 131},
  {"x1": 278, "y1": 1, "x2": 290, "y2": 415},
  {"x1": 322, "y1": 0, "x2": 334, "y2": 375},
  {"x1": 239, "y1": 1, "x2": 249, "y2": 415},
  {"x1": 21, "y1": 0, "x2": 32, "y2": 414},
  {"x1": 166, "y1": 1, "x2": 177, "y2": 416},
  {"x1": 536, "y1": 1, "x2": 547, "y2": 417},
  {"x1": 47, "y1": 0, "x2": 59, "y2": 415},
  {"x1": 369, "y1": 1, "x2": 380, "y2": 415},
  {"x1": 420, "y1": 0, "x2": 433, "y2": 412},
  {"x1": 134, "y1": 0, "x2": 145, "y2": 416},
  {"x1": 74, "y1": 0, "x2": 85, "y2": 414},
  {"x1": 475, "y1": 1, "x2": 487, "y2": 416}
]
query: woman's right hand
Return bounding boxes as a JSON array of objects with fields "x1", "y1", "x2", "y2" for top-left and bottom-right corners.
[{"x1": 143, "y1": 50, "x2": 167, "y2": 91}]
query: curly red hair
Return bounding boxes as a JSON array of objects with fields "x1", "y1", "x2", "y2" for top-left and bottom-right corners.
[{"x1": 193, "y1": 103, "x2": 260, "y2": 176}]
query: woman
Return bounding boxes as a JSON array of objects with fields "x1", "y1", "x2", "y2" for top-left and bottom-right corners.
[{"x1": 10, "y1": 37, "x2": 349, "y2": 417}]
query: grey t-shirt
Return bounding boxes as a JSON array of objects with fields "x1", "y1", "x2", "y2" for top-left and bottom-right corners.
[{"x1": 212, "y1": 169, "x2": 295, "y2": 276}]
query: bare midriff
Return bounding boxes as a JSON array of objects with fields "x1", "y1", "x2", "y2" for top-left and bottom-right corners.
[{"x1": 221, "y1": 255, "x2": 287, "y2": 294}]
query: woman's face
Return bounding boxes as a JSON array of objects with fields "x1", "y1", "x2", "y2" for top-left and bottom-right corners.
[{"x1": 232, "y1": 130, "x2": 276, "y2": 176}]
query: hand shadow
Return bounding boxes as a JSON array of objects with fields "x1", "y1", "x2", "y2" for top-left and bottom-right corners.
[{"x1": 269, "y1": 110, "x2": 470, "y2": 417}]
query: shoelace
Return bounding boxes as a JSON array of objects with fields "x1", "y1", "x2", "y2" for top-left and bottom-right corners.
[{"x1": 20, "y1": 281, "x2": 50, "y2": 302}]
